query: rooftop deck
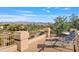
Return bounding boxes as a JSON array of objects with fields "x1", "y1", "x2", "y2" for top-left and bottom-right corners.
[{"x1": 24, "y1": 37, "x2": 74, "y2": 52}]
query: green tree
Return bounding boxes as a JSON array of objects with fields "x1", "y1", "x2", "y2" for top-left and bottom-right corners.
[
  {"x1": 52, "y1": 16, "x2": 70, "y2": 36},
  {"x1": 69, "y1": 14, "x2": 79, "y2": 30}
]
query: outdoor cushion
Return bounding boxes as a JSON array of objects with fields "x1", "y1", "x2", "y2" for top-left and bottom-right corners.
[{"x1": 64, "y1": 31, "x2": 76, "y2": 42}]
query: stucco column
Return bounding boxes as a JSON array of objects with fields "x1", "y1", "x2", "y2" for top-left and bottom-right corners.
[
  {"x1": 75, "y1": 33, "x2": 79, "y2": 52},
  {"x1": 13, "y1": 31, "x2": 29, "y2": 52},
  {"x1": 47, "y1": 28, "x2": 51, "y2": 38}
]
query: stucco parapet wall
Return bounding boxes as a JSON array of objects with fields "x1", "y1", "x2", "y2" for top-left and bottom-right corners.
[
  {"x1": 13, "y1": 31, "x2": 29, "y2": 40},
  {"x1": 28, "y1": 34, "x2": 46, "y2": 44},
  {"x1": 0, "y1": 44, "x2": 17, "y2": 52}
]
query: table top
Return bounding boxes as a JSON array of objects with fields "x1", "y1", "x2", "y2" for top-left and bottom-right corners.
[{"x1": 62, "y1": 32, "x2": 70, "y2": 35}]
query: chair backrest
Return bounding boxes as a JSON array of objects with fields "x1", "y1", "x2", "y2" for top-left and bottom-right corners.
[{"x1": 64, "y1": 31, "x2": 76, "y2": 43}]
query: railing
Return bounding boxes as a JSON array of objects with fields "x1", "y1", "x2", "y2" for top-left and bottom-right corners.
[{"x1": 0, "y1": 32, "x2": 15, "y2": 47}]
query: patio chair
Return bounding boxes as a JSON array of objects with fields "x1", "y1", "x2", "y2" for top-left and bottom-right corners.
[{"x1": 37, "y1": 31, "x2": 77, "y2": 51}]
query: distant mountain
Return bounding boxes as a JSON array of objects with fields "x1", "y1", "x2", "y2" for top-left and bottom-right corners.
[{"x1": 0, "y1": 21, "x2": 53, "y2": 25}]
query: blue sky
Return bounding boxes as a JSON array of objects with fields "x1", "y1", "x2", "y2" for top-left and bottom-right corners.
[{"x1": 0, "y1": 7, "x2": 78, "y2": 23}]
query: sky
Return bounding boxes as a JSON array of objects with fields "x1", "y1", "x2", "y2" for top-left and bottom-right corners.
[{"x1": 0, "y1": 7, "x2": 78, "y2": 23}]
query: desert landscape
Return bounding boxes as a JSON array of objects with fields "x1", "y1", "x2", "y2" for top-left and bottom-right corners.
[{"x1": 0, "y1": 7, "x2": 79, "y2": 52}]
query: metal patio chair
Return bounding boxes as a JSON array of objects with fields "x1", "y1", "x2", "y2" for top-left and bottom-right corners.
[{"x1": 37, "y1": 31, "x2": 77, "y2": 52}]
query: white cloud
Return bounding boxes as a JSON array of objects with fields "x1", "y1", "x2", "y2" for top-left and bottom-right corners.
[
  {"x1": 21, "y1": 14, "x2": 58, "y2": 18},
  {"x1": 46, "y1": 7, "x2": 52, "y2": 9},
  {"x1": 63, "y1": 8, "x2": 71, "y2": 10},
  {"x1": 0, "y1": 14, "x2": 70, "y2": 22},
  {"x1": 15, "y1": 10, "x2": 33, "y2": 14},
  {"x1": 53, "y1": 7, "x2": 71, "y2": 10},
  {"x1": 0, "y1": 15, "x2": 17, "y2": 17},
  {"x1": 46, "y1": 10, "x2": 51, "y2": 13},
  {"x1": 54, "y1": 7, "x2": 60, "y2": 9},
  {"x1": 0, "y1": 15, "x2": 27, "y2": 22},
  {"x1": 0, "y1": 14, "x2": 58, "y2": 23},
  {"x1": 21, "y1": 14, "x2": 38, "y2": 16},
  {"x1": 42, "y1": 8, "x2": 51, "y2": 13},
  {"x1": 19, "y1": 10, "x2": 33, "y2": 13}
]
